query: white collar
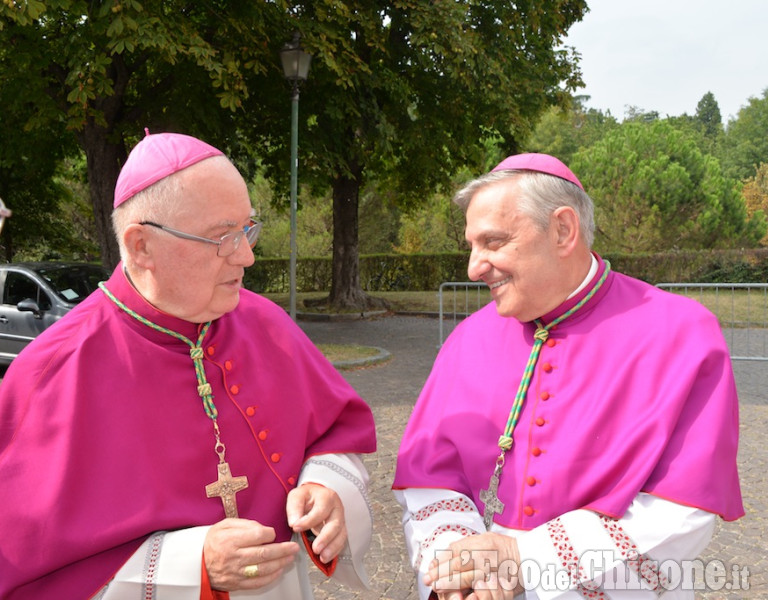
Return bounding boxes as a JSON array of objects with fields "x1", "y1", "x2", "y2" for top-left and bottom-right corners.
[{"x1": 566, "y1": 254, "x2": 599, "y2": 300}]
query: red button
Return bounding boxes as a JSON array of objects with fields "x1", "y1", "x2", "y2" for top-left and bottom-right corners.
[
  {"x1": 535, "y1": 417, "x2": 546, "y2": 427},
  {"x1": 225, "y1": 360, "x2": 233, "y2": 371},
  {"x1": 523, "y1": 506, "x2": 535, "y2": 516},
  {"x1": 258, "y1": 429, "x2": 269, "y2": 440},
  {"x1": 531, "y1": 447, "x2": 542, "y2": 456},
  {"x1": 206, "y1": 345, "x2": 215, "y2": 356},
  {"x1": 288, "y1": 476, "x2": 296, "y2": 485},
  {"x1": 546, "y1": 338, "x2": 556, "y2": 347},
  {"x1": 526, "y1": 476, "x2": 536, "y2": 486},
  {"x1": 229, "y1": 384, "x2": 240, "y2": 395},
  {"x1": 542, "y1": 363, "x2": 553, "y2": 373},
  {"x1": 245, "y1": 406, "x2": 256, "y2": 416},
  {"x1": 540, "y1": 391, "x2": 550, "y2": 400},
  {"x1": 270, "y1": 453, "x2": 282, "y2": 463}
]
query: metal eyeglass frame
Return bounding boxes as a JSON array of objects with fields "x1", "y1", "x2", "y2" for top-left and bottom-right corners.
[{"x1": 140, "y1": 219, "x2": 263, "y2": 257}]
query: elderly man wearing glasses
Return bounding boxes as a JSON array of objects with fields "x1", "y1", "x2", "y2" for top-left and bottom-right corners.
[{"x1": 0, "y1": 132, "x2": 377, "y2": 600}]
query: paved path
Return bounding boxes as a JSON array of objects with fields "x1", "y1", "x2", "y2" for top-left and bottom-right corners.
[{"x1": 299, "y1": 314, "x2": 767, "y2": 600}]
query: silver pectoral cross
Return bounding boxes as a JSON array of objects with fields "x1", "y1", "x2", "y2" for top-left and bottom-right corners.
[
  {"x1": 479, "y1": 462, "x2": 505, "y2": 530},
  {"x1": 206, "y1": 460, "x2": 249, "y2": 518}
]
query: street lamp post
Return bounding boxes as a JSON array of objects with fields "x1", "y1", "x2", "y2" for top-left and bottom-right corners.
[{"x1": 280, "y1": 32, "x2": 312, "y2": 321}]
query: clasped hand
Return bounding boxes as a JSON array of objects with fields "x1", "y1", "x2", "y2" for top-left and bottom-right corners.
[
  {"x1": 424, "y1": 532, "x2": 523, "y2": 600},
  {"x1": 204, "y1": 483, "x2": 346, "y2": 591}
]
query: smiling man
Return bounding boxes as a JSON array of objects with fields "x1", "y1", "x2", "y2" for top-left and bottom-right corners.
[
  {"x1": 0, "y1": 132, "x2": 376, "y2": 599},
  {"x1": 393, "y1": 154, "x2": 743, "y2": 600}
]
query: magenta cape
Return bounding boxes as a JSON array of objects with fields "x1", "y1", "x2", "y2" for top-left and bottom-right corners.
[
  {"x1": 394, "y1": 258, "x2": 743, "y2": 529},
  {"x1": 0, "y1": 267, "x2": 376, "y2": 599}
]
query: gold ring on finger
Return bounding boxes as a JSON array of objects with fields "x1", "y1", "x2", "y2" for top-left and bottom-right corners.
[{"x1": 243, "y1": 564, "x2": 260, "y2": 578}]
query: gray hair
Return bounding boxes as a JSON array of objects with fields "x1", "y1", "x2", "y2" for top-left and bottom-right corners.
[
  {"x1": 453, "y1": 170, "x2": 595, "y2": 248},
  {"x1": 111, "y1": 155, "x2": 231, "y2": 264}
]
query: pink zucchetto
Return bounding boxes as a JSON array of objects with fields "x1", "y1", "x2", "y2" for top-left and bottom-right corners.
[
  {"x1": 491, "y1": 153, "x2": 584, "y2": 190},
  {"x1": 113, "y1": 130, "x2": 224, "y2": 208}
]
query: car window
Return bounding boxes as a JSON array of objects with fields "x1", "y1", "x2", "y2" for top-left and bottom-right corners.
[
  {"x1": 36, "y1": 265, "x2": 108, "y2": 304},
  {"x1": 3, "y1": 272, "x2": 52, "y2": 310}
]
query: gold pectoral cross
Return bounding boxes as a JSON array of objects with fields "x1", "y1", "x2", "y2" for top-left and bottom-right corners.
[{"x1": 206, "y1": 460, "x2": 249, "y2": 518}]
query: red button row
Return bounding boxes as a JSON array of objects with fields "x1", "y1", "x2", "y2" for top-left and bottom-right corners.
[
  {"x1": 238, "y1": 393, "x2": 298, "y2": 485},
  {"x1": 244, "y1": 408, "x2": 281, "y2": 463}
]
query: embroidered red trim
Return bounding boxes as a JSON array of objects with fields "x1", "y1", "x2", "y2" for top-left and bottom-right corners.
[
  {"x1": 546, "y1": 518, "x2": 608, "y2": 599},
  {"x1": 144, "y1": 534, "x2": 162, "y2": 600},
  {"x1": 413, "y1": 498, "x2": 475, "y2": 521},
  {"x1": 416, "y1": 524, "x2": 478, "y2": 572},
  {"x1": 599, "y1": 515, "x2": 669, "y2": 594}
]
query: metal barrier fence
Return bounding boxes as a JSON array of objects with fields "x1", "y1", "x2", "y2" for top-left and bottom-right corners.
[
  {"x1": 438, "y1": 281, "x2": 768, "y2": 361},
  {"x1": 656, "y1": 283, "x2": 768, "y2": 361},
  {"x1": 438, "y1": 281, "x2": 489, "y2": 348}
]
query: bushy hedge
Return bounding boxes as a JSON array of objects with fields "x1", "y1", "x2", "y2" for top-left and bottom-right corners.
[
  {"x1": 244, "y1": 248, "x2": 768, "y2": 293},
  {"x1": 244, "y1": 252, "x2": 471, "y2": 293},
  {"x1": 602, "y1": 248, "x2": 768, "y2": 284}
]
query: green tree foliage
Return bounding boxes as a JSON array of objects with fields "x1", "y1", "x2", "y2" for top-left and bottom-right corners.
[
  {"x1": 525, "y1": 96, "x2": 619, "y2": 164},
  {"x1": 695, "y1": 91, "x2": 723, "y2": 138},
  {"x1": 250, "y1": 168, "x2": 400, "y2": 258},
  {"x1": 253, "y1": 175, "x2": 457, "y2": 258},
  {"x1": 664, "y1": 92, "x2": 725, "y2": 157},
  {"x1": 0, "y1": 99, "x2": 96, "y2": 261},
  {"x1": 0, "y1": 29, "x2": 83, "y2": 261},
  {"x1": 256, "y1": 187, "x2": 334, "y2": 259},
  {"x1": 395, "y1": 194, "x2": 466, "y2": 254},
  {"x1": 358, "y1": 186, "x2": 401, "y2": 255},
  {"x1": 0, "y1": 0, "x2": 279, "y2": 266},
  {"x1": 742, "y1": 163, "x2": 768, "y2": 245},
  {"x1": 0, "y1": 126, "x2": 66, "y2": 261},
  {"x1": 244, "y1": 0, "x2": 588, "y2": 309},
  {"x1": 571, "y1": 121, "x2": 766, "y2": 253},
  {"x1": 721, "y1": 88, "x2": 768, "y2": 181},
  {"x1": 1, "y1": 0, "x2": 587, "y2": 311},
  {"x1": 624, "y1": 106, "x2": 660, "y2": 123}
]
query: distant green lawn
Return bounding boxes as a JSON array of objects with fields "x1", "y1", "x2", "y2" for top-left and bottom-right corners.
[
  {"x1": 262, "y1": 289, "x2": 492, "y2": 314},
  {"x1": 316, "y1": 343, "x2": 382, "y2": 364},
  {"x1": 659, "y1": 287, "x2": 768, "y2": 328},
  {"x1": 264, "y1": 286, "x2": 768, "y2": 329}
]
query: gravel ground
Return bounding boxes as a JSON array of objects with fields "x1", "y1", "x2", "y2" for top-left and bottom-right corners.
[{"x1": 300, "y1": 314, "x2": 767, "y2": 600}]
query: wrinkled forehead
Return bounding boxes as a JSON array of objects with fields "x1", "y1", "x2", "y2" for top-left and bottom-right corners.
[{"x1": 465, "y1": 179, "x2": 530, "y2": 231}]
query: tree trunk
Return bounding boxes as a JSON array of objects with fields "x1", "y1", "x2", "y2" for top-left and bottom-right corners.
[
  {"x1": 328, "y1": 164, "x2": 387, "y2": 312},
  {"x1": 2, "y1": 226, "x2": 13, "y2": 263},
  {"x1": 76, "y1": 55, "x2": 131, "y2": 271},
  {"x1": 78, "y1": 123, "x2": 126, "y2": 271}
]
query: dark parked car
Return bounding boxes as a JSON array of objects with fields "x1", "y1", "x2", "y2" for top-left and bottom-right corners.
[{"x1": 0, "y1": 262, "x2": 109, "y2": 365}]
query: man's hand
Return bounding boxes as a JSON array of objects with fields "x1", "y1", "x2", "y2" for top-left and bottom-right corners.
[
  {"x1": 203, "y1": 518, "x2": 300, "y2": 591},
  {"x1": 286, "y1": 482, "x2": 347, "y2": 564},
  {"x1": 424, "y1": 532, "x2": 523, "y2": 600}
]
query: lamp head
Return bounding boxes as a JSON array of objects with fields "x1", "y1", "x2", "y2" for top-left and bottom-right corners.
[{"x1": 280, "y1": 31, "x2": 312, "y2": 82}]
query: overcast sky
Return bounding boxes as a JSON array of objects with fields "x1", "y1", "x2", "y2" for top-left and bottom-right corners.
[{"x1": 562, "y1": 0, "x2": 768, "y2": 122}]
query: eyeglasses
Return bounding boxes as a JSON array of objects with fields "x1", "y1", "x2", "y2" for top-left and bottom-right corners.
[{"x1": 140, "y1": 219, "x2": 262, "y2": 257}]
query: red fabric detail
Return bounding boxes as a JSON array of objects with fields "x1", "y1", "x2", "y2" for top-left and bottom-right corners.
[
  {"x1": 415, "y1": 524, "x2": 480, "y2": 572},
  {"x1": 599, "y1": 515, "x2": 669, "y2": 593},
  {"x1": 300, "y1": 531, "x2": 338, "y2": 577},
  {"x1": 200, "y1": 553, "x2": 230, "y2": 600},
  {"x1": 547, "y1": 518, "x2": 608, "y2": 599},
  {"x1": 412, "y1": 498, "x2": 475, "y2": 521}
]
